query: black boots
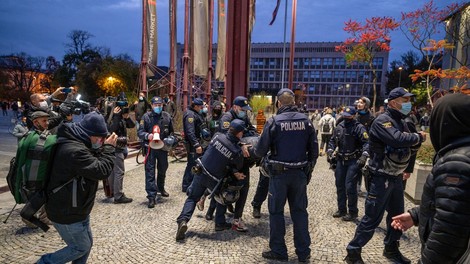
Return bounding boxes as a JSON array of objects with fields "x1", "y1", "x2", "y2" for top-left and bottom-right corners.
[
  {"x1": 252, "y1": 206, "x2": 261, "y2": 218},
  {"x1": 342, "y1": 213, "x2": 358, "y2": 222},
  {"x1": 383, "y1": 241, "x2": 411, "y2": 264},
  {"x1": 345, "y1": 248, "x2": 364, "y2": 264},
  {"x1": 176, "y1": 221, "x2": 188, "y2": 241}
]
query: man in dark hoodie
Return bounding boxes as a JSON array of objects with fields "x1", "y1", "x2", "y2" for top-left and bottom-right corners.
[
  {"x1": 391, "y1": 93, "x2": 470, "y2": 264},
  {"x1": 37, "y1": 111, "x2": 117, "y2": 264}
]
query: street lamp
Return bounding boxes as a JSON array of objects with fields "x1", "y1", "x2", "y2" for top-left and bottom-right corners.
[{"x1": 398, "y1": 66, "x2": 403, "y2": 87}]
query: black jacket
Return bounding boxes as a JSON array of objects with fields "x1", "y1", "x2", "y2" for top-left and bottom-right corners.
[
  {"x1": 408, "y1": 94, "x2": 470, "y2": 264},
  {"x1": 45, "y1": 123, "x2": 115, "y2": 224}
]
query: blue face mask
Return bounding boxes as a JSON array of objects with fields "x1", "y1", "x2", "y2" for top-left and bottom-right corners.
[
  {"x1": 399, "y1": 102, "x2": 412, "y2": 115},
  {"x1": 358, "y1": 110, "x2": 367, "y2": 115},
  {"x1": 92, "y1": 142, "x2": 102, "y2": 149},
  {"x1": 202, "y1": 107, "x2": 208, "y2": 114},
  {"x1": 153, "y1": 106, "x2": 162, "y2": 114},
  {"x1": 237, "y1": 110, "x2": 246, "y2": 118}
]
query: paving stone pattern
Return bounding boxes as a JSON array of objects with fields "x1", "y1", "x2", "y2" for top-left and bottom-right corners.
[{"x1": 0, "y1": 157, "x2": 421, "y2": 263}]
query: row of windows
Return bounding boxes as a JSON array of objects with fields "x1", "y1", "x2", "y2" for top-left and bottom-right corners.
[
  {"x1": 249, "y1": 71, "x2": 383, "y2": 83},
  {"x1": 251, "y1": 46, "x2": 337, "y2": 53},
  {"x1": 250, "y1": 57, "x2": 384, "y2": 69},
  {"x1": 251, "y1": 82, "x2": 377, "y2": 97}
]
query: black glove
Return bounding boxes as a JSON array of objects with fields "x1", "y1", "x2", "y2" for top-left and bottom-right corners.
[{"x1": 356, "y1": 155, "x2": 368, "y2": 169}]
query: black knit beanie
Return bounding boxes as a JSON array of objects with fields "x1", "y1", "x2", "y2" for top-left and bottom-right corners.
[{"x1": 77, "y1": 111, "x2": 109, "y2": 137}]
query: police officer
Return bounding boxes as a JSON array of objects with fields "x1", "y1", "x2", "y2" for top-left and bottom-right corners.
[
  {"x1": 108, "y1": 104, "x2": 135, "y2": 204},
  {"x1": 196, "y1": 100, "x2": 224, "y2": 220},
  {"x1": 219, "y1": 96, "x2": 258, "y2": 232},
  {"x1": 176, "y1": 120, "x2": 246, "y2": 241},
  {"x1": 138, "y1": 96, "x2": 174, "y2": 208},
  {"x1": 355, "y1": 97, "x2": 374, "y2": 197},
  {"x1": 345, "y1": 87, "x2": 426, "y2": 264},
  {"x1": 182, "y1": 98, "x2": 206, "y2": 192},
  {"x1": 327, "y1": 106, "x2": 369, "y2": 222},
  {"x1": 248, "y1": 88, "x2": 318, "y2": 262}
]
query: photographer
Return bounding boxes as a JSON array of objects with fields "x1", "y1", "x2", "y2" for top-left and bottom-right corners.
[
  {"x1": 24, "y1": 87, "x2": 70, "y2": 131},
  {"x1": 107, "y1": 101, "x2": 135, "y2": 204},
  {"x1": 131, "y1": 92, "x2": 151, "y2": 123}
]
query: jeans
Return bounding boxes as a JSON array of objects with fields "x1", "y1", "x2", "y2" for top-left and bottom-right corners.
[
  {"x1": 37, "y1": 216, "x2": 92, "y2": 264},
  {"x1": 268, "y1": 169, "x2": 311, "y2": 260},
  {"x1": 334, "y1": 159, "x2": 359, "y2": 214},
  {"x1": 145, "y1": 149, "x2": 169, "y2": 199},
  {"x1": 347, "y1": 173, "x2": 404, "y2": 249}
]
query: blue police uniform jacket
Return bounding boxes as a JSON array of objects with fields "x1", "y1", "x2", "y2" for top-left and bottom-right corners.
[
  {"x1": 328, "y1": 119, "x2": 369, "y2": 156},
  {"x1": 183, "y1": 107, "x2": 205, "y2": 149},
  {"x1": 200, "y1": 132, "x2": 244, "y2": 181},
  {"x1": 219, "y1": 109, "x2": 259, "y2": 137},
  {"x1": 254, "y1": 105, "x2": 318, "y2": 166},
  {"x1": 368, "y1": 108, "x2": 422, "y2": 176},
  {"x1": 138, "y1": 111, "x2": 174, "y2": 142}
]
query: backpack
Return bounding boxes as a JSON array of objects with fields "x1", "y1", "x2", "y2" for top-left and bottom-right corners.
[
  {"x1": 12, "y1": 130, "x2": 57, "y2": 204},
  {"x1": 322, "y1": 117, "x2": 331, "y2": 133},
  {"x1": 6, "y1": 130, "x2": 58, "y2": 231}
]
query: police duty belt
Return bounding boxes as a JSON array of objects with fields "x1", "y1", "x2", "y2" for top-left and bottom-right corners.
[{"x1": 195, "y1": 158, "x2": 225, "y2": 199}]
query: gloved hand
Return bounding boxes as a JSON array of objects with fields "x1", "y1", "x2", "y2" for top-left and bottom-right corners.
[{"x1": 356, "y1": 154, "x2": 368, "y2": 169}]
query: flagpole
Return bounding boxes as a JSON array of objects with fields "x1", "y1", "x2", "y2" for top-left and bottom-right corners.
[
  {"x1": 182, "y1": 0, "x2": 190, "y2": 109},
  {"x1": 140, "y1": 0, "x2": 148, "y2": 96},
  {"x1": 281, "y1": 0, "x2": 288, "y2": 89},
  {"x1": 288, "y1": 0, "x2": 297, "y2": 90}
]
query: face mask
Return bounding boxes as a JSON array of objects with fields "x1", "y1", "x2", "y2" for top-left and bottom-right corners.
[
  {"x1": 139, "y1": 96, "x2": 144, "y2": 101},
  {"x1": 38, "y1": 101, "x2": 49, "y2": 111},
  {"x1": 164, "y1": 98, "x2": 169, "y2": 103},
  {"x1": 399, "y1": 102, "x2": 412, "y2": 115},
  {"x1": 358, "y1": 110, "x2": 367, "y2": 115},
  {"x1": 213, "y1": 109, "x2": 222, "y2": 116},
  {"x1": 153, "y1": 106, "x2": 162, "y2": 114},
  {"x1": 202, "y1": 107, "x2": 208, "y2": 114},
  {"x1": 91, "y1": 142, "x2": 102, "y2": 149},
  {"x1": 237, "y1": 110, "x2": 246, "y2": 118}
]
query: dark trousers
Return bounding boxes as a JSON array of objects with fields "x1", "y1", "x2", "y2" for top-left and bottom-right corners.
[
  {"x1": 145, "y1": 149, "x2": 169, "y2": 199},
  {"x1": 176, "y1": 173, "x2": 226, "y2": 225},
  {"x1": 251, "y1": 169, "x2": 269, "y2": 208},
  {"x1": 233, "y1": 163, "x2": 250, "y2": 219},
  {"x1": 334, "y1": 159, "x2": 359, "y2": 214},
  {"x1": 182, "y1": 152, "x2": 200, "y2": 192},
  {"x1": 268, "y1": 169, "x2": 310, "y2": 260},
  {"x1": 320, "y1": 134, "x2": 332, "y2": 152},
  {"x1": 347, "y1": 173, "x2": 404, "y2": 250}
]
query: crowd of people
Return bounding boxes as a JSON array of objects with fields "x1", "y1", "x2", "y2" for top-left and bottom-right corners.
[{"x1": 4, "y1": 85, "x2": 470, "y2": 264}]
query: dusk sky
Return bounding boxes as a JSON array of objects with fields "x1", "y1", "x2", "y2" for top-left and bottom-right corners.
[{"x1": 0, "y1": 0, "x2": 459, "y2": 67}]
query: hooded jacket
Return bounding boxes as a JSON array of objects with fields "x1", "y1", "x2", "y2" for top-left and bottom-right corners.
[
  {"x1": 409, "y1": 93, "x2": 470, "y2": 264},
  {"x1": 45, "y1": 123, "x2": 115, "y2": 224}
]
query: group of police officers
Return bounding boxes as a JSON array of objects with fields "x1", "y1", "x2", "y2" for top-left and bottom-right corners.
[
  {"x1": 26, "y1": 85, "x2": 425, "y2": 263},
  {"x1": 133, "y1": 86, "x2": 426, "y2": 263}
]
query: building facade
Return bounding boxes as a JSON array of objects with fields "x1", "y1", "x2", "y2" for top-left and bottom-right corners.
[
  {"x1": 442, "y1": 3, "x2": 470, "y2": 90},
  {"x1": 249, "y1": 42, "x2": 389, "y2": 111}
]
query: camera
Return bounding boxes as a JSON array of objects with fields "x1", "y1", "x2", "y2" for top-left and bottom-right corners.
[{"x1": 62, "y1": 87, "x2": 73, "y2": 94}]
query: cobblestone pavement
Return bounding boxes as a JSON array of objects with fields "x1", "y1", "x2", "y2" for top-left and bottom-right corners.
[{"x1": 0, "y1": 156, "x2": 422, "y2": 264}]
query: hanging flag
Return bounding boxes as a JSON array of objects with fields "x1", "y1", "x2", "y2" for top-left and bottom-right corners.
[
  {"x1": 215, "y1": 0, "x2": 226, "y2": 81},
  {"x1": 193, "y1": 0, "x2": 209, "y2": 77},
  {"x1": 269, "y1": 0, "x2": 282, "y2": 25},
  {"x1": 147, "y1": 0, "x2": 158, "y2": 77}
]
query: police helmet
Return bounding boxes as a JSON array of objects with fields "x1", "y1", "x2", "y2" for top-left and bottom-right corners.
[
  {"x1": 201, "y1": 128, "x2": 211, "y2": 141},
  {"x1": 161, "y1": 135, "x2": 178, "y2": 151},
  {"x1": 240, "y1": 136, "x2": 261, "y2": 166},
  {"x1": 259, "y1": 156, "x2": 270, "y2": 177},
  {"x1": 214, "y1": 185, "x2": 242, "y2": 205}
]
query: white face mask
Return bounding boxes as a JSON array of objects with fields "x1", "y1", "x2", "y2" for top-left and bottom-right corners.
[{"x1": 38, "y1": 101, "x2": 49, "y2": 111}]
